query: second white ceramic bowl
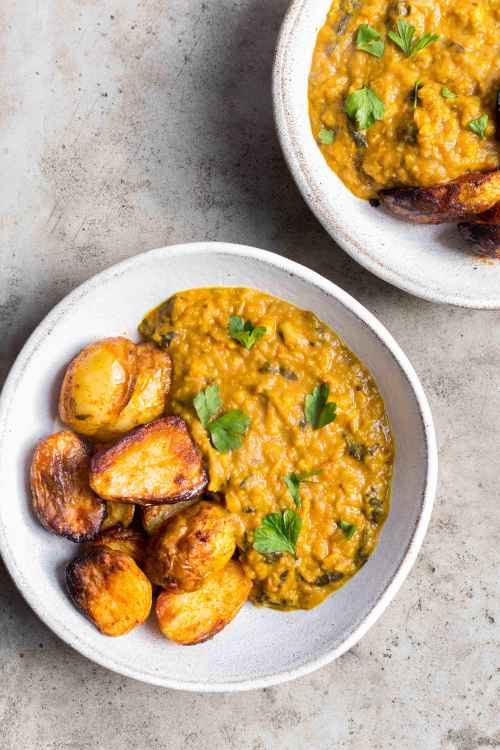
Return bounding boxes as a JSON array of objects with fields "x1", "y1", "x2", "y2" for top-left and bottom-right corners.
[
  {"x1": 0, "y1": 242, "x2": 437, "y2": 690},
  {"x1": 273, "y1": 0, "x2": 500, "y2": 308}
]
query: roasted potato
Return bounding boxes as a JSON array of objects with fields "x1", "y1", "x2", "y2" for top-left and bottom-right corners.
[
  {"x1": 141, "y1": 498, "x2": 198, "y2": 536},
  {"x1": 66, "y1": 548, "x2": 152, "y2": 636},
  {"x1": 101, "y1": 501, "x2": 135, "y2": 531},
  {"x1": 30, "y1": 431, "x2": 105, "y2": 542},
  {"x1": 90, "y1": 416, "x2": 207, "y2": 504},
  {"x1": 86, "y1": 527, "x2": 147, "y2": 565},
  {"x1": 156, "y1": 561, "x2": 252, "y2": 645},
  {"x1": 380, "y1": 169, "x2": 500, "y2": 224},
  {"x1": 59, "y1": 337, "x2": 137, "y2": 439},
  {"x1": 458, "y1": 201, "x2": 500, "y2": 257},
  {"x1": 145, "y1": 500, "x2": 237, "y2": 591},
  {"x1": 100, "y1": 342, "x2": 172, "y2": 440}
]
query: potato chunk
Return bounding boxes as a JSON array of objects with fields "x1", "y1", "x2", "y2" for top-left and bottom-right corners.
[
  {"x1": 59, "y1": 337, "x2": 137, "y2": 439},
  {"x1": 144, "y1": 500, "x2": 236, "y2": 591},
  {"x1": 30, "y1": 431, "x2": 105, "y2": 542},
  {"x1": 141, "y1": 498, "x2": 198, "y2": 536},
  {"x1": 100, "y1": 501, "x2": 135, "y2": 531},
  {"x1": 156, "y1": 561, "x2": 251, "y2": 645},
  {"x1": 86, "y1": 527, "x2": 147, "y2": 565},
  {"x1": 90, "y1": 417, "x2": 207, "y2": 504},
  {"x1": 66, "y1": 548, "x2": 152, "y2": 636},
  {"x1": 458, "y1": 201, "x2": 500, "y2": 257},
  {"x1": 101, "y1": 343, "x2": 172, "y2": 440},
  {"x1": 380, "y1": 169, "x2": 500, "y2": 224}
]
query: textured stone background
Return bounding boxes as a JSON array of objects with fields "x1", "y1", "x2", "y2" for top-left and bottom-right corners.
[{"x1": 1, "y1": 1, "x2": 499, "y2": 748}]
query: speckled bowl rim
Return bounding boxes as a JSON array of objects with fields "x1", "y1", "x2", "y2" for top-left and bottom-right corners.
[
  {"x1": 0, "y1": 242, "x2": 437, "y2": 691},
  {"x1": 272, "y1": 0, "x2": 500, "y2": 309}
]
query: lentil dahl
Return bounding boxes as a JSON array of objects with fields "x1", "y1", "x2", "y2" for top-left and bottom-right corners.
[
  {"x1": 309, "y1": 0, "x2": 500, "y2": 199},
  {"x1": 140, "y1": 288, "x2": 394, "y2": 610}
]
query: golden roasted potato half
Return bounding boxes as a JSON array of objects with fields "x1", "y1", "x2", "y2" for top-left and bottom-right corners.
[
  {"x1": 90, "y1": 416, "x2": 207, "y2": 504},
  {"x1": 59, "y1": 337, "x2": 137, "y2": 439},
  {"x1": 156, "y1": 561, "x2": 251, "y2": 645},
  {"x1": 30, "y1": 431, "x2": 105, "y2": 542},
  {"x1": 144, "y1": 500, "x2": 237, "y2": 591},
  {"x1": 141, "y1": 498, "x2": 198, "y2": 536},
  {"x1": 380, "y1": 169, "x2": 500, "y2": 224},
  {"x1": 86, "y1": 526, "x2": 147, "y2": 565},
  {"x1": 101, "y1": 501, "x2": 135, "y2": 531},
  {"x1": 458, "y1": 201, "x2": 500, "y2": 257},
  {"x1": 66, "y1": 548, "x2": 152, "y2": 636},
  {"x1": 101, "y1": 342, "x2": 172, "y2": 440}
]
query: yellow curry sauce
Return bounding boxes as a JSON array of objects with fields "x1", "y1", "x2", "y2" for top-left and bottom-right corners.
[
  {"x1": 309, "y1": 0, "x2": 500, "y2": 199},
  {"x1": 140, "y1": 288, "x2": 394, "y2": 610}
]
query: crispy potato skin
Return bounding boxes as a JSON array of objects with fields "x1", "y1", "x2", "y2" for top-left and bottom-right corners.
[
  {"x1": 86, "y1": 527, "x2": 147, "y2": 565},
  {"x1": 458, "y1": 201, "x2": 500, "y2": 257},
  {"x1": 59, "y1": 337, "x2": 137, "y2": 439},
  {"x1": 66, "y1": 548, "x2": 152, "y2": 636},
  {"x1": 100, "y1": 343, "x2": 172, "y2": 440},
  {"x1": 101, "y1": 501, "x2": 135, "y2": 531},
  {"x1": 380, "y1": 169, "x2": 500, "y2": 224},
  {"x1": 156, "y1": 561, "x2": 251, "y2": 645},
  {"x1": 90, "y1": 416, "x2": 208, "y2": 504},
  {"x1": 141, "y1": 498, "x2": 198, "y2": 536},
  {"x1": 145, "y1": 500, "x2": 237, "y2": 591},
  {"x1": 30, "y1": 431, "x2": 105, "y2": 542}
]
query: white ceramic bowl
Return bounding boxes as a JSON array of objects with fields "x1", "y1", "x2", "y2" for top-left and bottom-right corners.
[
  {"x1": 0, "y1": 242, "x2": 437, "y2": 691},
  {"x1": 273, "y1": 0, "x2": 500, "y2": 308}
]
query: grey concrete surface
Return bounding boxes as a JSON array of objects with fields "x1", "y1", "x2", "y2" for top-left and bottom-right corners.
[{"x1": 1, "y1": 1, "x2": 499, "y2": 748}]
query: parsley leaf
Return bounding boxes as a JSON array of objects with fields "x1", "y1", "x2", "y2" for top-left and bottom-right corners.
[
  {"x1": 228, "y1": 315, "x2": 266, "y2": 350},
  {"x1": 388, "y1": 19, "x2": 415, "y2": 55},
  {"x1": 388, "y1": 20, "x2": 439, "y2": 57},
  {"x1": 339, "y1": 520, "x2": 357, "y2": 540},
  {"x1": 318, "y1": 127, "x2": 336, "y2": 145},
  {"x1": 284, "y1": 470, "x2": 321, "y2": 508},
  {"x1": 253, "y1": 510, "x2": 302, "y2": 558},
  {"x1": 412, "y1": 32, "x2": 440, "y2": 56},
  {"x1": 194, "y1": 384, "x2": 250, "y2": 452},
  {"x1": 345, "y1": 86, "x2": 385, "y2": 130},
  {"x1": 413, "y1": 79, "x2": 423, "y2": 109},
  {"x1": 208, "y1": 410, "x2": 251, "y2": 453},
  {"x1": 304, "y1": 383, "x2": 337, "y2": 430},
  {"x1": 441, "y1": 86, "x2": 456, "y2": 99},
  {"x1": 356, "y1": 23, "x2": 385, "y2": 58},
  {"x1": 193, "y1": 384, "x2": 222, "y2": 428},
  {"x1": 468, "y1": 114, "x2": 488, "y2": 139}
]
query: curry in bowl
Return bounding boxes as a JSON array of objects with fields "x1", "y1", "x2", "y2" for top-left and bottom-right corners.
[
  {"x1": 308, "y1": 0, "x2": 500, "y2": 256},
  {"x1": 30, "y1": 288, "x2": 394, "y2": 643}
]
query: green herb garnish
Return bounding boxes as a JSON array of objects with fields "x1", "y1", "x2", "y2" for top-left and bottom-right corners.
[
  {"x1": 193, "y1": 384, "x2": 250, "y2": 452},
  {"x1": 468, "y1": 114, "x2": 488, "y2": 139},
  {"x1": 339, "y1": 520, "x2": 357, "y2": 540},
  {"x1": 253, "y1": 510, "x2": 302, "y2": 558},
  {"x1": 413, "y1": 79, "x2": 423, "y2": 109},
  {"x1": 284, "y1": 470, "x2": 321, "y2": 508},
  {"x1": 228, "y1": 315, "x2": 266, "y2": 350},
  {"x1": 388, "y1": 20, "x2": 439, "y2": 57},
  {"x1": 441, "y1": 86, "x2": 456, "y2": 99},
  {"x1": 345, "y1": 87, "x2": 385, "y2": 130},
  {"x1": 318, "y1": 127, "x2": 336, "y2": 145},
  {"x1": 193, "y1": 384, "x2": 222, "y2": 428},
  {"x1": 208, "y1": 410, "x2": 251, "y2": 452},
  {"x1": 304, "y1": 383, "x2": 337, "y2": 430},
  {"x1": 356, "y1": 23, "x2": 385, "y2": 58}
]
